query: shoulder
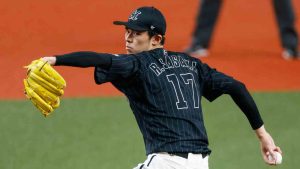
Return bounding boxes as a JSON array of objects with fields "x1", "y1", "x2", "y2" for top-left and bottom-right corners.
[
  {"x1": 169, "y1": 51, "x2": 208, "y2": 69},
  {"x1": 168, "y1": 50, "x2": 200, "y2": 60},
  {"x1": 125, "y1": 49, "x2": 163, "y2": 63}
]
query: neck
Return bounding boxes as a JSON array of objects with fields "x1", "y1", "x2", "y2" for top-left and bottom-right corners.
[{"x1": 149, "y1": 45, "x2": 163, "y2": 50}]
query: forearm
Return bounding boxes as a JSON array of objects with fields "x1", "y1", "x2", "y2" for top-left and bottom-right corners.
[
  {"x1": 230, "y1": 83, "x2": 282, "y2": 165},
  {"x1": 228, "y1": 81, "x2": 264, "y2": 129},
  {"x1": 48, "y1": 51, "x2": 113, "y2": 69},
  {"x1": 255, "y1": 125, "x2": 268, "y2": 139}
]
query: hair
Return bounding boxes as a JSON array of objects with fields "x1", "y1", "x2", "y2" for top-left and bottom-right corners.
[{"x1": 148, "y1": 31, "x2": 165, "y2": 45}]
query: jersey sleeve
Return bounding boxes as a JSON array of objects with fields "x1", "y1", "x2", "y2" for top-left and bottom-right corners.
[
  {"x1": 94, "y1": 54, "x2": 140, "y2": 84},
  {"x1": 198, "y1": 62, "x2": 236, "y2": 101}
]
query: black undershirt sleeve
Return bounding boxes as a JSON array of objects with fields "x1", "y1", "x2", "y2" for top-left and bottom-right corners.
[
  {"x1": 200, "y1": 62, "x2": 263, "y2": 130},
  {"x1": 226, "y1": 80, "x2": 264, "y2": 130},
  {"x1": 55, "y1": 51, "x2": 112, "y2": 69}
]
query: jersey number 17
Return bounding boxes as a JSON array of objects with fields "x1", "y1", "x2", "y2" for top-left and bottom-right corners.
[{"x1": 167, "y1": 73, "x2": 200, "y2": 110}]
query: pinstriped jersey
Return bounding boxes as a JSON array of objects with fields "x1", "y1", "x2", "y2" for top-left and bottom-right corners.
[{"x1": 94, "y1": 48, "x2": 235, "y2": 155}]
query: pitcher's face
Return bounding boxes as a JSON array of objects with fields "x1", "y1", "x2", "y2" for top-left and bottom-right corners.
[{"x1": 125, "y1": 28, "x2": 152, "y2": 54}]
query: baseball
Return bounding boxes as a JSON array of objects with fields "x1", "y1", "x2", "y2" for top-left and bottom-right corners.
[{"x1": 268, "y1": 151, "x2": 282, "y2": 165}]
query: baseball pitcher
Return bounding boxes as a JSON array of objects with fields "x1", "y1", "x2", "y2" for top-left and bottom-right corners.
[{"x1": 33, "y1": 6, "x2": 282, "y2": 169}]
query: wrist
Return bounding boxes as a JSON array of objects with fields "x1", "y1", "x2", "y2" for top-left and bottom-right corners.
[
  {"x1": 255, "y1": 125, "x2": 268, "y2": 139},
  {"x1": 42, "y1": 56, "x2": 56, "y2": 65}
]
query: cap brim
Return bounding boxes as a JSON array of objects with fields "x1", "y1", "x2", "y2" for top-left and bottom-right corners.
[{"x1": 113, "y1": 21, "x2": 148, "y2": 31}]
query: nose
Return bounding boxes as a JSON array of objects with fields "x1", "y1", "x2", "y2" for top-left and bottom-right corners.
[{"x1": 125, "y1": 31, "x2": 133, "y2": 43}]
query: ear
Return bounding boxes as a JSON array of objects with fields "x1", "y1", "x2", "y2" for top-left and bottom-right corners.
[{"x1": 151, "y1": 34, "x2": 163, "y2": 46}]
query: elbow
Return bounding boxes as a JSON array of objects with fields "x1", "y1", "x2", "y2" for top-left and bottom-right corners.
[
  {"x1": 228, "y1": 80, "x2": 247, "y2": 94},
  {"x1": 235, "y1": 80, "x2": 246, "y2": 89}
]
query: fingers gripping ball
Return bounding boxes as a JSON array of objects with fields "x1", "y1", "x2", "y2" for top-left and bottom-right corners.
[
  {"x1": 268, "y1": 151, "x2": 282, "y2": 165},
  {"x1": 24, "y1": 59, "x2": 66, "y2": 117}
]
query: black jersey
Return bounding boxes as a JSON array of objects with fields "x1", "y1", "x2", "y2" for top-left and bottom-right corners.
[{"x1": 94, "y1": 48, "x2": 238, "y2": 155}]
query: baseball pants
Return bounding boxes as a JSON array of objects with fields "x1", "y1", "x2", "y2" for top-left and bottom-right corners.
[{"x1": 133, "y1": 153, "x2": 209, "y2": 169}]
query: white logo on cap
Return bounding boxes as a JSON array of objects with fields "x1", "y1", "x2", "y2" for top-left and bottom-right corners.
[
  {"x1": 129, "y1": 10, "x2": 142, "y2": 21},
  {"x1": 150, "y1": 25, "x2": 155, "y2": 30}
]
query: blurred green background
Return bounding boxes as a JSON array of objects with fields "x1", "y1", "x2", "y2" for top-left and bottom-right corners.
[{"x1": 0, "y1": 92, "x2": 299, "y2": 169}]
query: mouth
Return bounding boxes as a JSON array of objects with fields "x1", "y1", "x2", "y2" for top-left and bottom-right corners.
[{"x1": 126, "y1": 46, "x2": 132, "y2": 50}]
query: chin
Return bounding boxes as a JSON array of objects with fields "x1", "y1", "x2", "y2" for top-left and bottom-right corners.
[
  {"x1": 126, "y1": 49, "x2": 137, "y2": 54},
  {"x1": 126, "y1": 49, "x2": 131, "y2": 54}
]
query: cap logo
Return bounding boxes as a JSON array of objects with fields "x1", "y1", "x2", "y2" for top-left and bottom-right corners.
[
  {"x1": 150, "y1": 25, "x2": 155, "y2": 30},
  {"x1": 129, "y1": 10, "x2": 142, "y2": 21}
]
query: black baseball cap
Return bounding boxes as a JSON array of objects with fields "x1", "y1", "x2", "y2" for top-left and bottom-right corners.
[{"x1": 113, "y1": 6, "x2": 166, "y2": 35}]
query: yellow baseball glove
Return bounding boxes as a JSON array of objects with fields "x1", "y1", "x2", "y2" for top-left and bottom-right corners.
[{"x1": 24, "y1": 59, "x2": 66, "y2": 117}]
